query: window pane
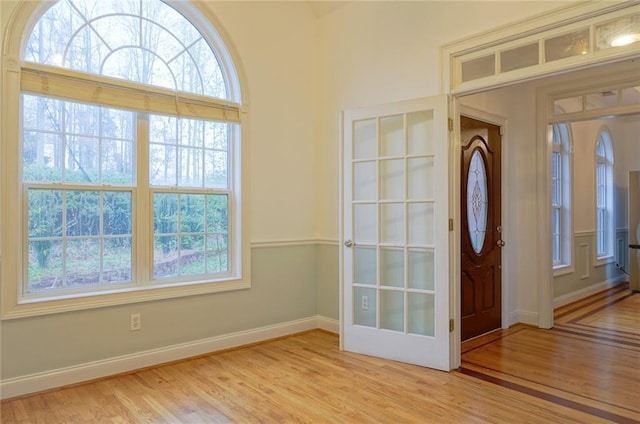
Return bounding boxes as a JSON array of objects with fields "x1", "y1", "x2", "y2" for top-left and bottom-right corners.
[
  {"x1": 500, "y1": 43, "x2": 539, "y2": 73},
  {"x1": 545, "y1": 29, "x2": 590, "y2": 62},
  {"x1": 467, "y1": 150, "x2": 488, "y2": 253},
  {"x1": 461, "y1": 54, "x2": 495, "y2": 82},
  {"x1": 28, "y1": 189, "x2": 63, "y2": 238},
  {"x1": 26, "y1": 188, "x2": 133, "y2": 291},
  {"x1": 26, "y1": 0, "x2": 228, "y2": 98},
  {"x1": 154, "y1": 193, "x2": 229, "y2": 279},
  {"x1": 552, "y1": 152, "x2": 561, "y2": 206},
  {"x1": 22, "y1": 95, "x2": 134, "y2": 185},
  {"x1": 66, "y1": 191, "x2": 100, "y2": 236},
  {"x1": 595, "y1": 13, "x2": 640, "y2": 50},
  {"x1": 150, "y1": 115, "x2": 230, "y2": 189},
  {"x1": 154, "y1": 193, "x2": 179, "y2": 234}
]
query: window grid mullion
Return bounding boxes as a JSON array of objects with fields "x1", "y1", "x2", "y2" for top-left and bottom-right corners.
[{"x1": 135, "y1": 113, "x2": 152, "y2": 285}]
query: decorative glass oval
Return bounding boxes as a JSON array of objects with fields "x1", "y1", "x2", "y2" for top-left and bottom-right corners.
[{"x1": 467, "y1": 150, "x2": 488, "y2": 253}]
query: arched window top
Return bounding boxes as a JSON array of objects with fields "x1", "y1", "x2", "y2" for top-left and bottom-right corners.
[
  {"x1": 596, "y1": 128, "x2": 613, "y2": 163},
  {"x1": 552, "y1": 122, "x2": 570, "y2": 147},
  {"x1": 24, "y1": 0, "x2": 231, "y2": 100}
]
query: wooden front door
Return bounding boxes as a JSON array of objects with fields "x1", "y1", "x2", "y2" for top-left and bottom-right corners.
[{"x1": 460, "y1": 115, "x2": 502, "y2": 341}]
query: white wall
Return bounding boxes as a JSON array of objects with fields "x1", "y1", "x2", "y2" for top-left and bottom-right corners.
[
  {"x1": 315, "y1": 1, "x2": 575, "y2": 241},
  {"x1": 203, "y1": 1, "x2": 319, "y2": 242}
]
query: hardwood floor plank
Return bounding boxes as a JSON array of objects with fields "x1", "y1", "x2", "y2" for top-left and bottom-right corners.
[
  {"x1": 3, "y1": 287, "x2": 638, "y2": 423},
  {"x1": 462, "y1": 285, "x2": 640, "y2": 423}
]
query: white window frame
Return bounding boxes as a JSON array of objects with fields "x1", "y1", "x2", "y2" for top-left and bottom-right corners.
[
  {"x1": 595, "y1": 127, "x2": 614, "y2": 265},
  {"x1": 1, "y1": 1, "x2": 249, "y2": 319},
  {"x1": 551, "y1": 121, "x2": 572, "y2": 275}
]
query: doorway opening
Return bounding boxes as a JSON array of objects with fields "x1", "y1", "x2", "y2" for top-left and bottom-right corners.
[{"x1": 457, "y1": 60, "x2": 640, "y2": 332}]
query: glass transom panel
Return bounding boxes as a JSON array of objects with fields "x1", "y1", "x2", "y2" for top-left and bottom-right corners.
[
  {"x1": 26, "y1": 0, "x2": 227, "y2": 98},
  {"x1": 467, "y1": 149, "x2": 488, "y2": 254}
]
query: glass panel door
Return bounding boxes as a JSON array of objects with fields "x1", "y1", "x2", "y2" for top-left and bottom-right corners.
[{"x1": 342, "y1": 96, "x2": 450, "y2": 370}]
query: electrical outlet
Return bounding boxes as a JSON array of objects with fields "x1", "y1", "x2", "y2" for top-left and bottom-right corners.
[
  {"x1": 361, "y1": 295, "x2": 369, "y2": 311},
  {"x1": 130, "y1": 313, "x2": 141, "y2": 331}
]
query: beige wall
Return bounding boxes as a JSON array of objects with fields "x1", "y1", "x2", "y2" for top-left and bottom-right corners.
[{"x1": 315, "y1": 1, "x2": 574, "y2": 241}]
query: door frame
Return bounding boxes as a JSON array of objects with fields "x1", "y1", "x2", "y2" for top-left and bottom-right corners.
[{"x1": 457, "y1": 106, "x2": 509, "y2": 340}]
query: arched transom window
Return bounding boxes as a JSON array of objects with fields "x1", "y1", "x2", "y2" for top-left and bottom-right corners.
[
  {"x1": 4, "y1": 0, "x2": 245, "y2": 313},
  {"x1": 25, "y1": 0, "x2": 227, "y2": 98}
]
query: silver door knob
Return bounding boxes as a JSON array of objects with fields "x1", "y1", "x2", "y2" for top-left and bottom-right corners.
[
  {"x1": 496, "y1": 239, "x2": 505, "y2": 247},
  {"x1": 344, "y1": 240, "x2": 355, "y2": 248}
]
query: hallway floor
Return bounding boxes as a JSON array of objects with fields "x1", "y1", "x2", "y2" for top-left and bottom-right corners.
[{"x1": 461, "y1": 284, "x2": 640, "y2": 423}]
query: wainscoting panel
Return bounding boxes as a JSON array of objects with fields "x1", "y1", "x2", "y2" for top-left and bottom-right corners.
[{"x1": 554, "y1": 231, "x2": 627, "y2": 305}]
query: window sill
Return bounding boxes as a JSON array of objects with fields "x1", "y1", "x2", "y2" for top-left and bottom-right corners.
[
  {"x1": 2, "y1": 278, "x2": 250, "y2": 320},
  {"x1": 553, "y1": 264, "x2": 574, "y2": 277},
  {"x1": 595, "y1": 255, "x2": 614, "y2": 267}
]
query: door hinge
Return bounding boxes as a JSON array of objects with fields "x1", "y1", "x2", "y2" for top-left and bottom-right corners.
[
  {"x1": 448, "y1": 218, "x2": 454, "y2": 231},
  {"x1": 448, "y1": 118, "x2": 453, "y2": 132},
  {"x1": 449, "y1": 319, "x2": 454, "y2": 332}
]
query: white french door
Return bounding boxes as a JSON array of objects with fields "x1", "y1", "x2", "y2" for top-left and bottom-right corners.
[{"x1": 341, "y1": 95, "x2": 451, "y2": 370}]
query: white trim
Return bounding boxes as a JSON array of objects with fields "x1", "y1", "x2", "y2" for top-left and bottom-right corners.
[
  {"x1": 250, "y1": 239, "x2": 338, "y2": 249},
  {"x1": 509, "y1": 310, "x2": 539, "y2": 326},
  {"x1": 0, "y1": 316, "x2": 337, "y2": 400},
  {"x1": 553, "y1": 276, "x2": 626, "y2": 308},
  {"x1": 316, "y1": 316, "x2": 339, "y2": 334},
  {"x1": 553, "y1": 264, "x2": 575, "y2": 277},
  {"x1": 442, "y1": 2, "x2": 640, "y2": 96},
  {"x1": 595, "y1": 255, "x2": 615, "y2": 267},
  {"x1": 575, "y1": 230, "x2": 595, "y2": 237}
]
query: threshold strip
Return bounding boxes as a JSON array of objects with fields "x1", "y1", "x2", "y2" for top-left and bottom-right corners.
[{"x1": 459, "y1": 367, "x2": 639, "y2": 424}]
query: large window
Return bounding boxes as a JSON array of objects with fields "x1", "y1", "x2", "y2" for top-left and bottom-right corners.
[
  {"x1": 2, "y1": 0, "x2": 245, "y2": 315},
  {"x1": 595, "y1": 129, "x2": 614, "y2": 261},
  {"x1": 551, "y1": 122, "x2": 572, "y2": 270}
]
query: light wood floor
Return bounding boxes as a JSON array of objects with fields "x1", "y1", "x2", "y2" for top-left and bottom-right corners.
[
  {"x1": 2, "y1": 286, "x2": 638, "y2": 423},
  {"x1": 461, "y1": 283, "x2": 640, "y2": 424}
]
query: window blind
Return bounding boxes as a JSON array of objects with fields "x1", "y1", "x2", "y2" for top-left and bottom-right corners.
[{"x1": 21, "y1": 64, "x2": 241, "y2": 123}]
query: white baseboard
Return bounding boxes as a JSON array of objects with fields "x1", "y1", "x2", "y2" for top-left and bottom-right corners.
[
  {"x1": 510, "y1": 310, "x2": 539, "y2": 326},
  {"x1": 316, "y1": 316, "x2": 339, "y2": 334},
  {"x1": 553, "y1": 276, "x2": 626, "y2": 308},
  {"x1": 0, "y1": 315, "x2": 337, "y2": 400}
]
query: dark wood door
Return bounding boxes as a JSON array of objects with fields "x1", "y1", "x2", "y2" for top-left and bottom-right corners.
[{"x1": 461, "y1": 116, "x2": 502, "y2": 341}]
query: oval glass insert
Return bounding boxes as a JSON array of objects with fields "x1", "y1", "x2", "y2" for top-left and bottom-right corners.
[{"x1": 467, "y1": 150, "x2": 488, "y2": 253}]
